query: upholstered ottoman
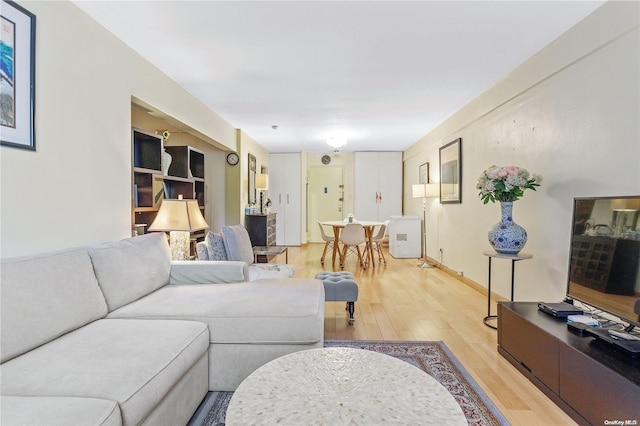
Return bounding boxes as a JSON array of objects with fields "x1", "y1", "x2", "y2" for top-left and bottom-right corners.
[{"x1": 315, "y1": 271, "x2": 359, "y2": 324}]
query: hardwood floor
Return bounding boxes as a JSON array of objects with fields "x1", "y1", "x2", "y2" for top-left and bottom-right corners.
[{"x1": 281, "y1": 243, "x2": 577, "y2": 426}]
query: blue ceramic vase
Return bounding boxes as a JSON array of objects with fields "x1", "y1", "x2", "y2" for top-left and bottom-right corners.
[{"x1": 488, "y1": 202, "x2": 527, "y2": 255}]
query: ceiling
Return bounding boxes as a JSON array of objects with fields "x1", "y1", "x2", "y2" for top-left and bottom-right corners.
[{"x1": 74, "y1": 1, "x2": 606, "y2": 154}]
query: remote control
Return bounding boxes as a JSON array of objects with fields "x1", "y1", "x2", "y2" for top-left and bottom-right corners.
[{"x1": 608, "y1": 330, "x2": 640, "y2": 341}]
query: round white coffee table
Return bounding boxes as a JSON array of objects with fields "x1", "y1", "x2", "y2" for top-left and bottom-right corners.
[{"x1": 226, "y1": 347, "x2": 466, "y2": 425}]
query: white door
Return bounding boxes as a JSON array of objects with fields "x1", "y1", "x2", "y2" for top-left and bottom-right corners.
[
  {"x1": 308, "y1": 166, "x2": 344, "y2": 243},
  {"x1": 269, "y1": 153, "x2": 301, "y2": 246},
  {"x1": 354, "y1": 151, "x2": 402, "y2": 221},
  {"x1": 354, "y1": 152, "x2": 380, "y2": 221},
  {"x1": 376, "y1": 151, "x2": 403, "y2": 221},
  {"x1": 269, "y1": 155, "x2": 287, "y2": 244},
  {"x1": 284, "y1": 154, "x2": 301, "y2": 245}
]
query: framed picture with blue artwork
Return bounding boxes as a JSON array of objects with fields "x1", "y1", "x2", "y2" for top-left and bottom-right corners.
[
  {"x1": 439, "y1": 138, "x2": 462, "y2": 204},
  {"x1": 1, "y1": 0, "x2": 36, "y2": 151}
]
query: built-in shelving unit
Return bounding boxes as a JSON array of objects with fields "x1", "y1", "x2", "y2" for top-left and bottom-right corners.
[{"x1": 131, "y1": 128, "x2": 206, "y2": 237}]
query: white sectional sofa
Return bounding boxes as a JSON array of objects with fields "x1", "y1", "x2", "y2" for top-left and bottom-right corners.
[{"x1": 0, "y1": 233, "x2": 325, "y2": 426}]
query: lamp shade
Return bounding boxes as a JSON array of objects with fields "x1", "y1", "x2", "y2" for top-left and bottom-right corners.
[
  {"x1": 148, "y1": 198, "x2": 208, "y2": 232},
  {"x1": 412, "y1": 183, "x2": 439, "y2": 199},
  {"x1": 611, "y1": 198, "x2": 640, "y2": 211},
  {"x1": 255, "y1": 173, "x2": 268, "y2": 190}
]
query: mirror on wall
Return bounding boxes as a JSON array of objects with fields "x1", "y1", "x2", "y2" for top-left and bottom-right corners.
[{"x1": 248, "y1": 154, "x2": 256, "y2": 205}]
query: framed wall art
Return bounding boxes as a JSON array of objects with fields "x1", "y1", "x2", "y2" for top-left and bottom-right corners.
[
  {"x1": 439, "y1": 138, "x2": 462, "y2": 204},
  {"x1": 419, "y1": 162, "x2": 429, "y2": 184},
  {"x1": 0, "y1": 0, "x2": 36, "y2": 150},
  {"x1": 248, "y1": 153, "x2": 256, "y2": 205}
]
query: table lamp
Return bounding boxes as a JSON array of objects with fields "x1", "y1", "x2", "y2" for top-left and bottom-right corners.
[
  {"x1": 148, "y1": 195, "x2": 209, "y2": 260},
  {"x1": 412, "y1": 183, "x2": 439, "y2": 268},
  {"x1": 611, "y1": 198, "x2": 640, "y2": 236},
  {"x1": 256, "y1": 173, "x2": 268, "y2": 213}
]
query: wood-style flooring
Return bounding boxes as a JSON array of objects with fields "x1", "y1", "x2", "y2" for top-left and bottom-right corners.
[{"x1": 278, "y1": 243, "x2": 577, "y2": 426}]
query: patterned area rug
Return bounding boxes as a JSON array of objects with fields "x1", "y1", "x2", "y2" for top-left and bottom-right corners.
[{"x1": 188, "y1": 340, "x2": 509, "y2": 426}]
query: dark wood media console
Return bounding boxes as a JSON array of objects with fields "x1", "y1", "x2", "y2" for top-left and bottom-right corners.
[{"x1": 498, "y1": 302, "x2": 640, "y2": 425}]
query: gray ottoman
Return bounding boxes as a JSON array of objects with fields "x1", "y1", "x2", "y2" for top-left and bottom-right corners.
[{"x1": 315, "y1": 271, "x2": 359, "y2": 324}]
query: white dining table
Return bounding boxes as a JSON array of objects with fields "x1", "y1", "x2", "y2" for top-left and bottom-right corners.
[{"x1": 320, "y1": 220, "x2": 385, "y2": 267}]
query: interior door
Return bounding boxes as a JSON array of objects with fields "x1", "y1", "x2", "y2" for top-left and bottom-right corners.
[
  {"x1": 354, "y1": 152, "x2": 381, "y2": 221},
  {"x1": 283, "y1": 153, "x2": 301, "y2": 245},
  {"x1": 308, "y1": 166, "x2": 343, "y2": 243},
  {"x1": 376, "y1": 151, "x2": 403, "y2": 221}
]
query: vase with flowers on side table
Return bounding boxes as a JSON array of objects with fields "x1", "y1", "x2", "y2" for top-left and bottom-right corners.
[
  {"x1": 477, "y1": 165, "x2": 542, "y2": 255},
  {"x1": 477, "y1": 165, "x2": 541, "y2": 328}
]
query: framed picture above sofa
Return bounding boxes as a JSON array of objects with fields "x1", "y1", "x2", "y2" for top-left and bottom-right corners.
[{"x1": 0, "y1": 0, "x2": 36, "y2": 151}]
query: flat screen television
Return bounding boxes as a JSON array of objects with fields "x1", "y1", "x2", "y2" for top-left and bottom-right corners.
[{"x1": 567, "y1": 196, "x2": 640, "y2": 332}]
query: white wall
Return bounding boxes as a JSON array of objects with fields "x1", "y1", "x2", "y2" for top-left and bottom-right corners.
[
  {"x1": 403, "y1": 1, "x2": 640, "y2": 302},
  {"x1": 0, "y1": 1, "x2": 238, "y2": 257}
]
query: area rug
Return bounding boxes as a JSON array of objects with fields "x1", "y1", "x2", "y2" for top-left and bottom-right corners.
[{"x1": 188, "y1": 340, "x2": 509, "y2": 426}]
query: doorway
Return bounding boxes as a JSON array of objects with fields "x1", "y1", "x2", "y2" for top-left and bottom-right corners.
[{"x1": 308, "y1": 166, "x2": 344, "y2": 243}]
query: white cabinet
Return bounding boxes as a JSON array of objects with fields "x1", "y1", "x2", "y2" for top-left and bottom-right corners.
[
  {"x1": 269, "y1": 153, "x2": 301, "y2": 246},
  {"x1": 388, "y1": 216, "x2": 421, "y2": 258},
  {"x1": 354, "y1": 152, "x2": 402, "y2": 221}
]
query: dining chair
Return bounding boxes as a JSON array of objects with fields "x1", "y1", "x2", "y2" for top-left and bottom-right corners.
[
  {"x1": 318, "y1": 221, "x2": 335, "y2": 265},
  {"x1": 364, "y1": 221, "x2": 388, "y2": 265},
  {"x1": 339, "y1": 223, "x2": 367, "y2": 269}
]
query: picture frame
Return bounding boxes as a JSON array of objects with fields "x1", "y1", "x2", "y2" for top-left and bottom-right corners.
[
  {"x1": 419, "y1": 162, "x2": 429, "y2": 184},
  {"x1": 439, "y1": 138, "x2": 462, "y2": 204},
  {"x1": 0, "y1": 0, "x2": 36, "y2": 151},
  {"x1": 248, "y1": 153, "x2": 256, "y2": 205}
]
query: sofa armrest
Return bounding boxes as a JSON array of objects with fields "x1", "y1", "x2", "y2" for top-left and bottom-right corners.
[{"x1": 169, "y1": 261, "x2": 249, "y2": 284}]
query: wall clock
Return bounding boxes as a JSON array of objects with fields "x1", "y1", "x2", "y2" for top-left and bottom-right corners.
[
  {"x1": 321, "y1": 155, "x2": 331, "y2": 165},
  {"x1": 226, "y1": 152, "x2": 239, "y2": 166}
]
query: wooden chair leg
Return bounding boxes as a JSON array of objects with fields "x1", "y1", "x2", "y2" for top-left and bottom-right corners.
[
  {"x1": 340, "y1": 245, "x2": 348, "y2": 269},
  {"x1": 362, "y1": 243, "x2": 369, "y2": 261},
  {"x1": 321, "y1": 242, "x2": 331, "y2": 264},
  {"x1": 356, "y1": 246, "x2": 366, "y2": 268},
  {"x1": 376, "y1": 242, "x2": 386, "y2": 265}
]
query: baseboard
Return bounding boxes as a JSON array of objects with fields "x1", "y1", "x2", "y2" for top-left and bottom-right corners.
[{"x1": 435, "y1": 259, "x2": 507, "y2": 302}]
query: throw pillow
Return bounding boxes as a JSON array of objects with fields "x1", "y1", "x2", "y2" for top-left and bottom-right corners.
[
  {"x1": 205, "y1": 231, "x2": 228, "y2": 261},
  {"x1": 222, "y1": 225, "x2": 254, "y2": 264}
]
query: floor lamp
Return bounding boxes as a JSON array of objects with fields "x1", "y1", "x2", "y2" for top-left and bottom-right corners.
[{"x1": 412, "y1": 183, "x2": 439, "y2": 268}]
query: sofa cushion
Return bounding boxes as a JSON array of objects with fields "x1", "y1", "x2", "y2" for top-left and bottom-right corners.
[
  {"x1": 0, "y1": 318, "x2": 208, "y2": 426},
  {"x1": 0, "y1": 395, "x2": 122, "y2": 426},
  {"x1": 222, "y1": 225, "x2": 254, "y2": 264},
  {"x1": 89, "y1": 233, "x2": 171, "y2": 311},
  {"x1": 195, "y1": 241, "x2": 209, "y2": 261},
  {"x1": 0, "y1": 247, "x2": 108, "y2": 363},
  {"x1": 106, "y1": 279, "x2": 325, "y2": 344},
  {"x1": 205, "y1": 231, "x2": 228, "y2": 261}
]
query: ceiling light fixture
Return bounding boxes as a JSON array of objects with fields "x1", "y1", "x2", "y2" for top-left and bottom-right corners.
[{"x1": 326, "y1": 136, "x2": 347, "y2": 150}]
